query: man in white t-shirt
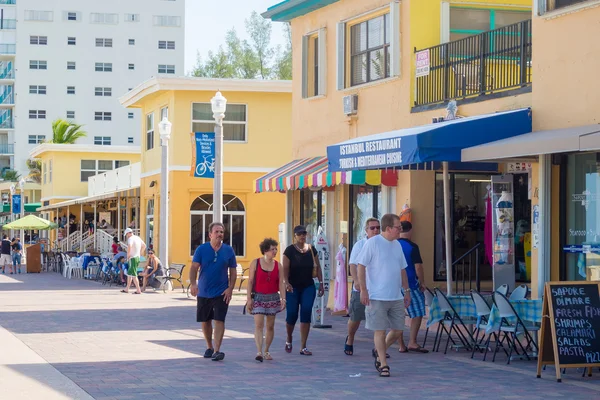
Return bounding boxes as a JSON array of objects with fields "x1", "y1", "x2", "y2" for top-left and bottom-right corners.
[
  {"x1": 123, "y1": 228, "x2": 146, "y2": 294},
  {"x1": 344, "y1": 217, "x2": 380, "y2": 356},
  {"x1": 357, "y1": 213, "x2": 410, "y2": 378}
]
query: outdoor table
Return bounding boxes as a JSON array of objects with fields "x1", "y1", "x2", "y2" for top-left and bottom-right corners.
[
  {"x1": 427, "y1": 295, "x2": 477, "y2": 328},
  {"x1": 485, "y1": 299, "x2": 542, "y2": 334}
]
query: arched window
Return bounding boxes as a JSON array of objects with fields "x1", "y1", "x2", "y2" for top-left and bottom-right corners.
[{"x1": 190, "y1": 194, "x2": 245, "y2": 256}]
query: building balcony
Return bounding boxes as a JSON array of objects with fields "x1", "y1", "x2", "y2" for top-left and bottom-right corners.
[
  {"x1": 0, "y1": 19, "x2": 16, "y2": 30},
  {"x1": 0, "y1": 62, "x2": 14, "y2": 80},
  {"x1": 413, "y1": 19, "x2": 532, "y2": 109},
  {"x1": 0, "y1": 143, "x2": 13, "y2": 154},
  {"x1": 0, "y1": 0, "x2": 16, "y2": 5}
]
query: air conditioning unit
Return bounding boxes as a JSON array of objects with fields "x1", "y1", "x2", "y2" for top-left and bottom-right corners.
[{"x1": 343, "y1": 94, "x2": 358, "y2": 116}]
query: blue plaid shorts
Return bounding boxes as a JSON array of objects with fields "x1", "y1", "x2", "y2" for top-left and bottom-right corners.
[{"x1": 403, "y1": 288, "x2": 426, "y2": 318}]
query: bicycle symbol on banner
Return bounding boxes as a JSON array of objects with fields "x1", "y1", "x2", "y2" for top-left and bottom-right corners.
[{"x1": 196, "y1": 155, "x2": 215, "y2": 176}]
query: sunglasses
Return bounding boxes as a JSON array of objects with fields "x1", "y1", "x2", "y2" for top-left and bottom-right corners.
[
  {"x1": 213, "y1": 251, "x2": 218, "y2": 263},
  {"x1": 295, "y1": 231, "x2": 307, "y2": 236},
  {"x1": 368, "y1": 226, "x2": 381, "y2": 231}
]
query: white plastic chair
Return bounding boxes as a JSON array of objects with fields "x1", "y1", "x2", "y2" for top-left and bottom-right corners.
[
  {"x1": 62, "y1": 254, "x2": 71, "y2": 278},
  {"x1": 492, "y1": 291, "x2": 539, "y2": 364},
  {"x1": 68, "y1": 256, "x2": 83, "y2": 279},
  {"x1": 509, "y1": 284, "x2": 527, "y2": 301},
  {"x1": 434, "y1": 288, "x2": 477, "y2": 354},
  {"x1": 496, "y1": 284, "x2": 509, "y2": 296},
  {"x1": 470, "y1": 290, "x2": 495, "y2": 360}
]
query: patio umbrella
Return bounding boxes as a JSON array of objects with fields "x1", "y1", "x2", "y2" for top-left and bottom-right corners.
[{"x1": 3, "y1": 214, "x2": 58, "y2": 230}]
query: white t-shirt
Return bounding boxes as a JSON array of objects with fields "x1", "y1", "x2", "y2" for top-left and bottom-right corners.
[
  {"x1": 356, "y1": 234, "x2": 408, "y2": 301},
  {"x1": 349, "y1": 238, "x2": 367, "y2": 292},
  {"x1": 127, "y1": 235, "x2": 145, "y2": 258}
]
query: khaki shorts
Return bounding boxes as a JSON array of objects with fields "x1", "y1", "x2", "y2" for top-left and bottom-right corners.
[
  {"x1": 365, "y1": 299, "x2": 406, "y2": 331},
  {"x1": 349, "y1": 291, "x2": 366, "y2": 322},
  {"x1": 0, "y1": 254, "x2": 11, "y2": 265}
]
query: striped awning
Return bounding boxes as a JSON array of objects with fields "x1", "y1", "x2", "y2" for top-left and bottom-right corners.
[{"x1": 254, "y1": 157, "x2": 397, "y2": 193}]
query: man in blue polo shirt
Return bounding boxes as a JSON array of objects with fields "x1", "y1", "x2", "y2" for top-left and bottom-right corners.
[
  {"x1": 189, "y1": 222, "x2": 237, "y2": 362},
  {"x1": 397, "y1": 221, "x2": 429, "y2": 353}
]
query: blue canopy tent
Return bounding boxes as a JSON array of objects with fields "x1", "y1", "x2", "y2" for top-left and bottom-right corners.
[{"x1": 326, "y1": 108, "x2": 532, "y2": 294}]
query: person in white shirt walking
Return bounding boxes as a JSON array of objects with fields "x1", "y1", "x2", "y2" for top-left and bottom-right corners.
[
  {"x1": 122, "y1": 228, "x2": 146, "y2": 294},
  {"x1": 344, "y1": 217, "x2": 380, "y2": 356},
  {"x1": 357, "y1": 213, "x2": 410, "y2": 378}
]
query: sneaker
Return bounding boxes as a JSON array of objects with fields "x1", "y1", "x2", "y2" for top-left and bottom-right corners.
[
  {"x1": 211, "y1": 351, "x2": 225, "y2": 361},
  {"x1": 203, "y1": 348, "x2": 214, "y2": 358},
  {"x1": 18, "y1": 269, "x2": 21, "y2": 274}
]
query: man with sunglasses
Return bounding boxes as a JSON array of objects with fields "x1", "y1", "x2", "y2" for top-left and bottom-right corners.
[
  {"x1": 344, "y1": 218, "x2": 380, "y2": 356},
  {"x1": 189, "y1": 222, "x2": 237, "y2": 362}
]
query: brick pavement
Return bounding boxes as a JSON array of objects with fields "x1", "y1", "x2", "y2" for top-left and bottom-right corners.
[{"x1": 0, "y1": 272, "x2": 599, "y2": 399}]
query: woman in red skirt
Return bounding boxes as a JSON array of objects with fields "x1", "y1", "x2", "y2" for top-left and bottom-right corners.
[{"x1": 246, "y1": 238, "x2": 286, "y2": 362}]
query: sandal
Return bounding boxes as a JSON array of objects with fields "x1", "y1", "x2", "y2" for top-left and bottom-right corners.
[
  {"x1": 372, "y1": 348, "x2": 390, "y2": 359},
  {"x1": 408, "y1": 346, "x2": 429, "y2": 353},
  {"x1": 299, "y1": 348, "x2": 312, "y2": 356},
  {"x1": 374, "y1": 357, "x2": 381, "y2": 372},
  {"x1": 285, "y1": 342, "x2": 292, "y2": 353},
  {"x1": 344, "y1": 336, "x2": 353, "y2": 356},
  {"x1": 255, "y1": 353, "x2": 263, "y2": 363},
  {"x1": 264, "y1": 352, "x2": 273, "y2": 361},
  {"x1": 379, "y1": 365, "x2": 391, "y2": 377},
  {"x1": 398, "y1": 348, "x2": 409, "y2": 353}
]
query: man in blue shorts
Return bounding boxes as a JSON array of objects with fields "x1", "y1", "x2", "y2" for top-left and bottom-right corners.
[
  {"x1": 189, "y1": 222, "x2": 237, "y2": 362},
  {"x1": 397, "y1": 221, "x2": 429, "y2": 353}
]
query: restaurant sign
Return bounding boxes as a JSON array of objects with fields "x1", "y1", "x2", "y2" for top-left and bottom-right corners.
[{"x1": 327, "y1": 137, "x2": 403, "y2": 171}]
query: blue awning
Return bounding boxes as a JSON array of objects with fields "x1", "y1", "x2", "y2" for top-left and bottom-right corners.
[
  {"x1": 262, "y1": 0, "x2": 340, "y2": 22},
  {"x1": 326, "y1": 108, "x2": 532, "y2": 172}
]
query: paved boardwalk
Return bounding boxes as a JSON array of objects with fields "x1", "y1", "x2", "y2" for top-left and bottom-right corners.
[{"x1": 0, "y1": 273, "x2": 599, "y2": 399}]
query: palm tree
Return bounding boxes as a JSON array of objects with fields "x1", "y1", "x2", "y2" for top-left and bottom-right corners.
[
  {"x1": 2, "y1": 169, "x2": 20, "y2": 182},
  {"x1": 48, "y1": 119, "x2": 87, "y2": 144},
  {"x1": 26, "y1": 159, "x2": 41, "y2": 184}
]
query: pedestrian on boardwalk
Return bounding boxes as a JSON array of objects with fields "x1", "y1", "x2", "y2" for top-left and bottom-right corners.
[
  {"x1": 1, "y1": 234, "x2": 12, "y2": 274},
  {"x1": 246, "y1": 238, "x2": 286, "y2": 362},
  {"x1": 282, "y1": 225, "x2": 324, "y2": 356},
  {"x1": 189, "y1": 222, "x2": 237, "y2": 362},
  {"x1": 357, "y1": 213, "x2": 410, "y2": 377},
  {"x1": 139, "y1": 249, "x2": 165, "y2": 292},
  {"x1": 11, "y1": 237, "x2": 22, "y2": 274},
  {"x1": 397, "y1": 221, "x2": 429, "y2": 354},
  {"x1": 122, "y1": 228, "x2": 145, "y2": 294},
  {"x1": 345, "y1": 218, "x2": 381, "y2": 356}
]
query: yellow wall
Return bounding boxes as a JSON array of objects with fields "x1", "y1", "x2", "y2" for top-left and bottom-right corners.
[
  {"x1": 38, "y1": 150, "x2": 140, "y2": 200},
  {"x1": 129, "y1": 85, "x2": 292, "y2": 270}
]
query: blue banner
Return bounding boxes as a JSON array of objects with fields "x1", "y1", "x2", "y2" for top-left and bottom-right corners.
[
  {"x1": 12, "y1": 194, "x2": 21, "y2": 214},
  {"x1": 193, "y1": 132, "x2": 215, "y2": 178}
]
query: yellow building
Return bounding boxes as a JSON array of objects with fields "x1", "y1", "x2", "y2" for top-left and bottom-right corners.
[
  {"x1": 262, "y1": 0, "x2": 534, "y2": 293},
  {"x1": 119, "y1": 77, "x2": 292, "y2": 270},
  {"x1": 33, "y1": 144, "x2": 141, "y2": 250}
]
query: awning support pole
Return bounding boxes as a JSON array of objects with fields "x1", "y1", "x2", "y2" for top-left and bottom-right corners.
[
  {"x1": 80, "y1": 204, "x2": 83, "y2": 250},
  {"x1": 93, "y1": 201, "x2": 97, "y2": 251},
  {"x1": 443, "y1": 161, "x2": 453, "y2": 295},
  {"x1": 117, "y1": 193, "x2": 121, "y2": 241},
  {"x1": 66, "y1": 206, "x2": 69, "y2": 251},
  {"x1": 537, "y1": 155, "x2": 551, "y2": 298}
]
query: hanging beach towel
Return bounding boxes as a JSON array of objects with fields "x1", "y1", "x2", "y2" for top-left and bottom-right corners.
[{"x1": 333, "y1": 243, "x2": 347, "y2": 313}]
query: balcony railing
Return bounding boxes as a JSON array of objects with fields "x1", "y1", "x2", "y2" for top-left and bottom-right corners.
[
  {"x1": 414, "y1": 19, "x2": 532, "y2": 107},
  {"x1": 0, "y1": 87, "x2": 13, "y2": 104},
  {"x1": 0, "y1": 19, "x2": 16, "y2": 29},
  {"x1": 0, "y1": 0, "x2": 16, "y2": 5},
  {"x1": 0, "y1": 44, "x2": 16, "y2": 55},
  {"x1": 0, "y1": 110, "x2": 13, "y2": 128},
  {"x1": 0, "y1": 61, "x2": 14, "y2": 79},
  {"x1": 0, "y1": 144, "x2": 13, "y2": 154}
]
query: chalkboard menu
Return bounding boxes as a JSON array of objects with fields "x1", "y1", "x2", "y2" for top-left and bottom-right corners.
[{"x1": 537, "y1": 282, "x2": 600, "y2": 382}]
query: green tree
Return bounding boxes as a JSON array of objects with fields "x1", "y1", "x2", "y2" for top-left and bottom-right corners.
[
  {"x1": 26, "y1": 159, "x2": 41, "y2": 184},
  {"x1": 49, "y1": 119, "x2": 87, "y2": 144},
  {"x1": 246, "y1": 11, "x2": 273, "y2": 79},
  {"x1": 272, "y1": 22, "x2": 292, "y2": 80},
  {"x1": 2, "y1": 169, "x2": 20, "y2": 182},
  {"x1": 191, "y1": 48, "x2": 236, "y2": 78}
]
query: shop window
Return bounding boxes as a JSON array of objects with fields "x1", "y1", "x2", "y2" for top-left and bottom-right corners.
[
  {"x1": 190, "y1": 194, "x2": 245, "y2": 257},
  {"x1": 146, "y1": 199, "x2": 154, "y2": 250},
  {"x1": 349, "y1": 185, "x2": 382, "y2": 248},
  {"x1": 300, "y1": 189, "x2": 326, "y2": 243},
  {"x1": 349, "y1": 13, "x2": 390, "y2": 86}
]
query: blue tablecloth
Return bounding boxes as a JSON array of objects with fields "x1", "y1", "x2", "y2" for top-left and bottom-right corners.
[
  {"x1": 485, "y1": 299, "x2": 542, "y2": 333},
  {"x1": 82, "y1": 255, "x2": 101, "y2": 270},
  {"x1": 427, "y1": 295, "x2": 477, "y2": 328}
]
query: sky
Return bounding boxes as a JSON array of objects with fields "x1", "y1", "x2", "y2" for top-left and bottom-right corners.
[{"x1": 184, "y1": 0, "x2": 287, "y2": 74}]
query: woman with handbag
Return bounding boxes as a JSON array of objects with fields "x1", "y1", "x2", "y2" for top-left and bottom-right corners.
[
  {"x1": 282, "y1": 225, "x2": 325, "y2": 356},
  {"x1": 246, "y1": 238, "x2": 286, "y2": 362}
]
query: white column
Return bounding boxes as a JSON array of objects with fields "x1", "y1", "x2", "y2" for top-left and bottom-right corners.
[
  {"x1": 117, "y1": 193, "x2": 121, "y2": 240},
  {"x1": 160, "y1": 134, "x2": 169, "y2": 266},
  {"x1": 93, "y1": 202, "x2": 97, "y2": 250},
  {"x1": 213, "y1": 116, "x2": 224, "y2": 223},
  {"x1": 443, "y1": 161, "x2": 453, "y2": 295},
  {"x1": 66, "y1": 206, "x2": 70, "y2": 251},
  {"x1": 537, "y1": 155, "x2": 551, "y2": 298},
  {"x1": 79, "y1": 203, "x2": 83, "y2": 250}
]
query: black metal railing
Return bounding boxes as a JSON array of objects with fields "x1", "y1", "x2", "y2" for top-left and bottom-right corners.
[
  {"x1": 452, "y1": 242, "x2": 482, "y2": 294},
  {"x1": 414, "y1": 19, "x2": 532, "y2": 107}
]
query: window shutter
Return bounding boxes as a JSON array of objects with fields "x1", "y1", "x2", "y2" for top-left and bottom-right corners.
[
  {"x1": 317, "y1": 28, "x2": 327, "y2": 96},
  {"x1": 336, "y1": 22, "x2": 345, "y2": 90},
  {"x1": 389, "y1": 1, "x2": 401, "y2": 78},
  {"x1": 301, "y1": 35, "x2": 309, "y2": 99}
]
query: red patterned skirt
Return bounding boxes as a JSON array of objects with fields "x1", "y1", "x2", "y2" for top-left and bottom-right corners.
[{"x1": 251, "y1": 292, "x2": 282, "y2": 316}]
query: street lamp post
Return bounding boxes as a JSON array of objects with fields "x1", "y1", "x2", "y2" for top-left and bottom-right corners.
[
  {"x1": 210, "y1": 91, "x2": 227, "y2": 223},
  {"x1": 18, "y1": 178, "x2": 25, "y2": 265},
  {"x1": 9, "y1": 183, "x2": 15, "y2": 238},
  {"x1": 158, "y1": 117, "x2": 172, "y2": 266}
]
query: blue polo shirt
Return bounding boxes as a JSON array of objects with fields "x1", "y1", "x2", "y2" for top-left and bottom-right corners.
[
  {"x1": 193, "y1": 242, "x2": 237, "y2": 298},
  {"x1": 398, "y1": 239, "x2": 423, "y2": 290}
]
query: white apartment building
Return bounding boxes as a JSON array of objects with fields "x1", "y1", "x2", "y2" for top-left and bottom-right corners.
[{"x1": 0, "y1": 0, "x2": 185, "y2": 175}]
